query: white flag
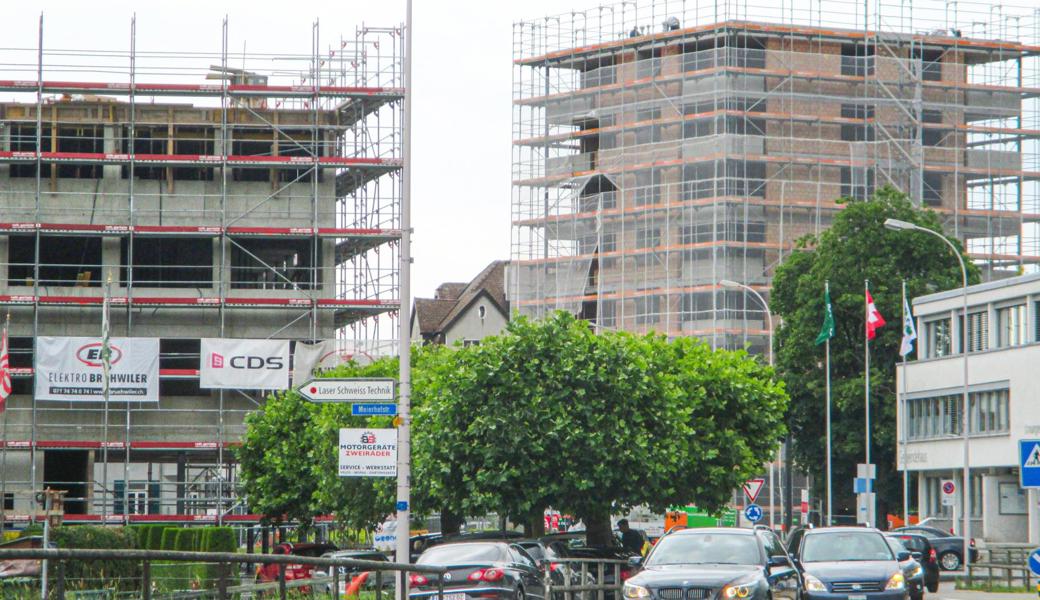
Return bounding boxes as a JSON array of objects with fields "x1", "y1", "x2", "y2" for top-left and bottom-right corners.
[{"x1": 899, "y1": 297, "x2": 917, "y2": 357}]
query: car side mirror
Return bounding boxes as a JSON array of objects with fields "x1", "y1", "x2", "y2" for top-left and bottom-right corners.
[
  {"x1": 768, "y1": 555, "x2": 789, "y2": 568},
  {"x1": 911, "y1": 551, "x2": 922, "y2": 561},
  {"x1": 628, "y1": 556, "x2": 644, "y2": 568},
  {"x1": 897, "y1": 551, "x2": 911, "y2": 562}
]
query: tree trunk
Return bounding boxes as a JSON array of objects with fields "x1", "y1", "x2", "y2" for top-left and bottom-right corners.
[
  {"x1": 523, "y1": 513, "x2": 546, "y2": 538},
  {"x1": 441, "y1": 509, "x2": 464, "y2": 536},
  {"x1": 584, "y1": 510, "x2": 613, "y2": 547}
]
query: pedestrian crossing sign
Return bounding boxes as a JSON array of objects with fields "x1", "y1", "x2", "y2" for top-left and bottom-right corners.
[{"x1": 1020, "y1": 440, "x2": 1040, "y2": 488}]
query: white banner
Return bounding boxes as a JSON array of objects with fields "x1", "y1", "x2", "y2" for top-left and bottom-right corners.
[
  {"x1": 292, "y1": 340, "x2": 332, "y2": 386},
  {"x1": 35, "y1": 337, "x2": 159, "y2": 402},
  {"x1": 200, "y1": 338, "x2": 290, "y2": 390},
  {"x1": 339, "y1": 428, "x2": 397, "y2": 477}
]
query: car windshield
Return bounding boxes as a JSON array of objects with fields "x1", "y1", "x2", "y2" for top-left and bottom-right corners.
[
  {"x1": 417, "y1": 543, "x2": 507, "y2": 565},
  {"x1": 646, "y1": 533, "x2": 760, "y2": 566},
  {"x1": 801, "y1": 532, "x2": 894, "y2": 562},
  {"x1": 885, "y1": 538, "x2": 908, "y2": 555},
  {"x1": 520, "y1": 544, "x2": 548, "y2": 560}
]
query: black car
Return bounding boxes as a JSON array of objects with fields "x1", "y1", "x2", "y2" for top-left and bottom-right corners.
[
  {"x1": 795, "y1": 527, "x2": 910, "y2": 600},
  {"x1": 623, "y1": 527, "x2": 802, "y2": 600},
  {"x1": 887, "y1": 534, "x2": 939, "y2": 593},
  {"x1": 891, "y1": 526, "x2": 977, "y2": 571},
  {"x1": 411, "y1": 541, "x2": 546, "y2": 600},
  {"x1": 884, "y1": 537, "x2": 925, "y2": 600},
  {"x1": 515, "y1": 539, "x2": 595, "y2": 599},
  {"x1": 540, "y1": 531, "x2": 638, "y2": 594},
  {"x1": 319, "y1": 549, "x2": 390, "y2": 595}
]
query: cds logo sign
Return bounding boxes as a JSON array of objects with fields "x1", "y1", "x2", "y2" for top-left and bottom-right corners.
[
  {"x1": 75, "y1": 343, "x2": 123, "y2": 367},
  {"x1": 200, "y1": 338, "x2": 290, "y2": 390}
]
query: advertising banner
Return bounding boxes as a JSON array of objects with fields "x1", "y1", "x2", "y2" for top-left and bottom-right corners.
[
  {"x1": 35, "y1": 337, "x2": 159, "y2": 402},
  {"x1": 200, "y1": 338, "x2": 290, "y2": 390},
  {"x1": 339, "y1": 428, "x2": 397, "y2": 477}
]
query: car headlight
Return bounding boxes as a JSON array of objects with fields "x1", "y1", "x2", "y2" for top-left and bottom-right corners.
[
  {"x1": 885, "y1": 573, "x2": 906, "y2": 590},
  {"x1": 721, "y1": 584, "x2": 752, "y2": 598},
  {"x1": 803, "y1": 574, "x2": 827, "y2": 592},
  {"x1": 908, "y1": 565, "x2": 922, "y2": 578},
  {"x1": 623, "y1": 584, "x2": 650, "y2": 599}
]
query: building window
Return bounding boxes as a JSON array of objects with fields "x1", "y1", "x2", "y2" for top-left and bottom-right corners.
[
  {"x1": 840, "y1": 167, "x2": 874, "y2": 201},
  {"x1": 7, "y1": 234, "x2": 102, "y2": 287},
  {"x1": 840, "y1": 104, "x2": 875, "y2": 142},
  {"x1": 962, "y1": 311, "x2": 989, "y2": 353},
  {"x1": 230, "y1": 237, "x2": 321, "y2": 290},
  {"x1": 841, "y1": 44, "x2": 875, "y2": 76},
  {"x1": 120, "y1": 237, "x2": 213, "y2": 289},
  {"x1": 924, "y1": 477, "x2": 952, "y2": 518},
  {"x1": 462, "y1": 339, "x2": 480, "y2": 347},
  {"x1": 922, "y1": 172, "x2": 943, "y2": 207},
  {"x1": 3, "y1": 492, "x2": 12, "y2": 510},
  {"x1": 633, "y1": 169, "x2": 662, "y2": 206},
  {"x1": 970, "y1": 389, "x2": 1010, "y2": 434},
  {"x1": 601, "y1": 233, "x2": 617, "y2": 253},
  {"x1": 997, "y1": 304, "x2": 1026, "y2": 347},
  {"x1": 924, "y1": 318, "x2": 951, "y2": 358},
  {"x1": 635, "y1": 295, "x2": 660, "y2": 325},
  {"x1": 600, "y1": 300, "x2": 617, "y2": 328},
  {"x1": 908, "y1": 388, "x2": 1009, "y2": 440},
  {"x1": 635, "y1": 228, "x2": 661, "y2": 249}
]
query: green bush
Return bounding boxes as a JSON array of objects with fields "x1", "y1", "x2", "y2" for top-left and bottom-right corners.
[
  {"x1": 44, "y1": 526, "x2": 141, "y2": 592},
  {"x1": 144, "y1": 524, "x2": 168, "y2": 550},
  {"x1": 160, "y1": 527, "x2": 180, "y2": 550}
]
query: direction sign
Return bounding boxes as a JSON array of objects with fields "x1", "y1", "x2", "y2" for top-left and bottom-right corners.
[
  {"x1": 352, "y1": 403, "x2": 398, "y2": 416},
  {"x1": 744, "y1": 504, "x2": 763, "y2": 523},
  {"x1": 1028, "y1": 548, "x2": 1040, "y2": 577},
  {"x1": 742, "y1": 478, "x2": 765, "y2": 504},
  {"x1": 298, "y1": 378, "x2": 395, "y2": 403},
  {"x1": 1019, "y1": 439, "x2": 1040, "y2": 488}
]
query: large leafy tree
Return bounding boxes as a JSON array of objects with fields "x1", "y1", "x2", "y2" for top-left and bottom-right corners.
[
  {"x1": 772, "y1": 187, "x2": 979, "y2": 518},
  {"x1": 414, "y1": 312, "x2": 788, "y2": 544}
]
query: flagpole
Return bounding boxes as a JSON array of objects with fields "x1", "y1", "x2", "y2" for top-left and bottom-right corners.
[
  {"x1": 864, "y1": 279, "x2": 872, "y2": 526},
  {"x1": 1, "y1": 312, "x2": 9, "y2": 532},
  {"x1": 825, "y1": 281, "x2": 832, "y2": 527},
  {"x1": 901, "y1": 280, "x2": 910, "y2": 526},
  {"x1": 101, "y1": 276, "x2": 111, "y2": 522}
]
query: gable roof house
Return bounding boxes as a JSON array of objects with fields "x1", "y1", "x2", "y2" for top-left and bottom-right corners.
[{"x1": 411, "y1": 260, "x2": 509, "y2": 345}]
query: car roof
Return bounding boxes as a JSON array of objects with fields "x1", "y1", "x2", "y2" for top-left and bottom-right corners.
[
  {"x1": 804, "y1": 526, "x2": 881, "y2": 535},
  {"x1": 669, "y1": 527, "x2": 756, "y2": 536}
]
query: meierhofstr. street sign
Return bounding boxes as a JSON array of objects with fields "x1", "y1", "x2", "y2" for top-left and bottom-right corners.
[{"x1": 298, "y1": 378, "x2": 396, "y2": 403}]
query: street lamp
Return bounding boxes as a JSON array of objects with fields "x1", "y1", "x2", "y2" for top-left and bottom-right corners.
[
  {"x1": 719, "y1": 280, "x2": 779, "y2": 528},
  {"x1": 884, "y1": 217, "x2": 971, "y2": 570}
]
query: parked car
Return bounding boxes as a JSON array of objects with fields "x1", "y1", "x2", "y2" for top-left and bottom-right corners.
[
  {"x1": 884, "y1": 536, "x2": 925, "y2": 600},
  {"x1": 410, "y1": 541, "x2": 546, "y2": 600},
  {"x1": 623, "y1": 526, "x2": 802, "y2": 600},
  {"x1": 891, "y1": 525, "x2": 978, "y2": 571},
  {"x1": 540, "y1": 531, "x2": 638, "y2": 592},
  {"x1": 515, "y1": 539, "x2": 596, "y2": 599},
  {"x1": 318, "y1": 549, "x2": 390, "y2": 596},
  {"x1": 255, "y1": 542, "x2": 339, "y2": 585},
  {"x1": 887, "y1": 533, "x2": 939, "y2": 593},
  {"x1": 794, "y1": 527, "x2": 909, "y2": 600}
]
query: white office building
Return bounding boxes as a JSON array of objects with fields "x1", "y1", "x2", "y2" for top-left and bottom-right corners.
[{"x1": 897, "y1": 273, "x2": 1040, "y2": 544}]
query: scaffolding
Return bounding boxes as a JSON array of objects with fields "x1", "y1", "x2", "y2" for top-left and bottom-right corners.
[
  {"x1": 510, "y1": 0, "x2": 1040, "y2": 353},
  {"x1": 0, "y1": 15, "x2": 403, "y2": 525}
]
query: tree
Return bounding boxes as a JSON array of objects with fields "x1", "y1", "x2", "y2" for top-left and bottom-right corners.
[
  {"x1": 413, "y1": 312, "x2": 788, "y2": 544},
  {"x1": 771, "y1": 187, "x2": 980, "y2": 519}
]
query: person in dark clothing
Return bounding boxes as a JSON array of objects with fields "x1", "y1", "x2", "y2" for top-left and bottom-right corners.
[{"x1": 617, "y1": 519, "x2": 644, "y2": 555}]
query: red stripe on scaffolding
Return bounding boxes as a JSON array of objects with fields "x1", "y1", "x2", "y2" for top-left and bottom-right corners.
[
  {"x1": 0, "y1": 223, "x2": 401, "y2": 237},
  {"x1": 0, "y1": 295, "x2": 398, "y2": 308},
  {"x1": 0, "y1": 440, "x2": 240, "y2": 450},
  {"x1": 0, "y1": 79, "x2": 403, "y2": 97},
  {"x1": 0, "y1": 151, "x2": 399, "y2": 168}
]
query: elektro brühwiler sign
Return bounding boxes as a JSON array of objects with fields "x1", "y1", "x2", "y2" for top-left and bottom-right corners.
[
  {"x1": 339, "y1": 428, "x2": 398, "y2": 477},
  {"x1": 299, "y1": 378, "x2": 395, "y2": 403},
  {"x1": 35, "y1": 337, "x2": 160, "y2": 402}
]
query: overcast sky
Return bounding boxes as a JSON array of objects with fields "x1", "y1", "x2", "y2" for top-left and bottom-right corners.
[{"x1": 4, "y1": 0, "x2": 610, "y2": 299}]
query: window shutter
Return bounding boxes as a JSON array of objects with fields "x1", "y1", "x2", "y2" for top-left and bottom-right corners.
[
  {"x1": 148, "y1": 482, "x2": 161, "y2": 515},
  {"x1": 113, "y1": 480, "x2": 125, "y2": 515}
]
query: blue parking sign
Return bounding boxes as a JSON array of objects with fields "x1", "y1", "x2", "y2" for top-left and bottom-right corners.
[{"x1": 1020, "y1": 440, "x2": 1040, "y2": 488}]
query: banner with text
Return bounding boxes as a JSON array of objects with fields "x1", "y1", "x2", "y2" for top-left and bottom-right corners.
[
  {"x1": 35, "y1": 337, "x2": 159, "y2": 402},
  {"x1": 200, "y1": 338, "x2": 290, "y2": 390},
  {"x1": 339, "y1": 428, "x2": 398, "y2": 477}
]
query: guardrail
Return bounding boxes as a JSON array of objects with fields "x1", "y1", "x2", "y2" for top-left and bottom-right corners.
[
  {"x1": 964, "y1": 562, "x2": 1038, "y2": 593},
  {"x1": 0, "y1": 547, "x2": 448, "y2": 600},
  {"x1": 544, "y1": 557, "x2": 628, "y2": 600}
]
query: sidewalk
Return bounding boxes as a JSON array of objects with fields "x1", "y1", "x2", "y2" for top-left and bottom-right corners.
[{"x1": 935, "y1": 581, "x2": 1037, "y2": 599}]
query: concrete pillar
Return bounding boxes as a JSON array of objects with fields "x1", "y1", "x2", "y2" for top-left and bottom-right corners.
[
  {"x1": 102, "y1": 125, "x2": 121, "y2": 180},
  {"x1": 175, "y1": 452, "x2": 186, "y2": 514},
  {"x1": 1029, "y1": 489, "x2": 1040, "y2": 545}
]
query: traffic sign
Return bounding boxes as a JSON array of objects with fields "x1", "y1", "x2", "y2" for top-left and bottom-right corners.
[
  {"x1": 1019, "y1": 439, "x2": 1040, "y2": 488},
  {"x1": 744, "y1": 504, "x2": 763, "y2": 523},
  {"x1": 298, "y1": 378, "x2": 395, "y2": 403},
  {"x1": 941, "y1": 479, "x2": 956, "y2": 506},
  {"x1": 352, "y1": 403, "x2": 398, "y2": 416},
  {"x1": 1028, "y1": 548, "x2": 1040, "y2": 576},
  {"x1": 742, "y1": 478, "x2": 765, "y2": 504}
]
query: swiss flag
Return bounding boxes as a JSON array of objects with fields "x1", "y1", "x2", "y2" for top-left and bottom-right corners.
[{"x1": 866, "y1": 290, "x2": 887, "y2": 340}]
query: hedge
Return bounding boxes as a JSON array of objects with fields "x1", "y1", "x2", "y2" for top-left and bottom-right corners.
[{"x1": 21, "y1": 526, "x2": 141, "y2": 592}]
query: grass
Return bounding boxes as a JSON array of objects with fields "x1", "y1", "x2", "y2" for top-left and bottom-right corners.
[{"x1": 954, "y1": 579, "x2": 1035, "y2": 593}]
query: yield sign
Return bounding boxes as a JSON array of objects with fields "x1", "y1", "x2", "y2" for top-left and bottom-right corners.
[{"x1": 743, "y1": 478, "x2": 765, "y2": 504}]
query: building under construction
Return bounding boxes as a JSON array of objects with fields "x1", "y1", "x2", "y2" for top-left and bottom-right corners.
[
  {"x1": 0, "y1": 17, "x2": 403, "y2": 524},
  {"x1": 510, "y1": 0, "x2": 1039, "y2": 353}
]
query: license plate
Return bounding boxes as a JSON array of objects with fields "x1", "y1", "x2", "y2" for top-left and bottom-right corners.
[
  {"x1": 847, "y1": 595, "x2": 867, "y2": 600},
  {"x1": 440, "y1": 593, "x2": 467, "y2": 600}
]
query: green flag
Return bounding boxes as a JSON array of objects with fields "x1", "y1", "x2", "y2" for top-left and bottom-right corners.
[{"x1": 815, "y1": 286, "x2": 835, "y2": 345}]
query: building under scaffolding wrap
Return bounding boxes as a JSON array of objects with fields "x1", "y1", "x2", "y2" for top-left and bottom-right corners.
[
  {"x1": 0, "y1": 16, "x2": 403, "y2": 525},
  {"x1": 510, "y1": 0, "x2": 1040, "y2": 353}
]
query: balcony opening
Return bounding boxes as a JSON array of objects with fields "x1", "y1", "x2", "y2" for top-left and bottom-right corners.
[
  {"x1": 120, "y1": 237, "x2": 213, "y2": 288},
  {"x1": 123, "y1": 126, "x2": 167, "y2": 180},
  {"x1": 231, "y1": 237, "x2": 321, "y2": 290},
  {"x1": 7, "y1": 234, "x2": 102, "y2": 287}
]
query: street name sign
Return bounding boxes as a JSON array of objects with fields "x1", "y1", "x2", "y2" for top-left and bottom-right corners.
[
  {"x1": 352, "y1": 403, "x2": 398, "y2": 416},
  {"x1": 299, "y1": 378, "x2": 395, "y2": 403},
  {"x1": 742, "y1": 478, "x2": 765, "y2": 504},
  {"x1": 1020, "y1": 439, "x2": 1040, "y2": 488}
]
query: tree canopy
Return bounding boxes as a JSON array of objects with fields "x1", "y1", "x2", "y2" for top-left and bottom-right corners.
[
  {"x1": 771, "y1": 187, "x2": 980, "y2": 518},
  {"x1": 239, "y1": 312, "x2": 788, "y2": 540}
]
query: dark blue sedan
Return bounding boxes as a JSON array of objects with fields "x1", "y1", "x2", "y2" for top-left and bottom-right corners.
[{"x1": 794, "y1": 527, "x2": 910, "y2": 600}]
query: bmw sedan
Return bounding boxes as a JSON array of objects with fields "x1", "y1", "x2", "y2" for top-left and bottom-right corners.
[
  {"x1": 623, "y1": 527, "x2": 802, "y2": 600},
  {"x1": 410, "y1": 541, "x2": 546, "y2": 600},
  {"x1": 796, "y1": 527, "x2": 909, "y2": 600}
]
